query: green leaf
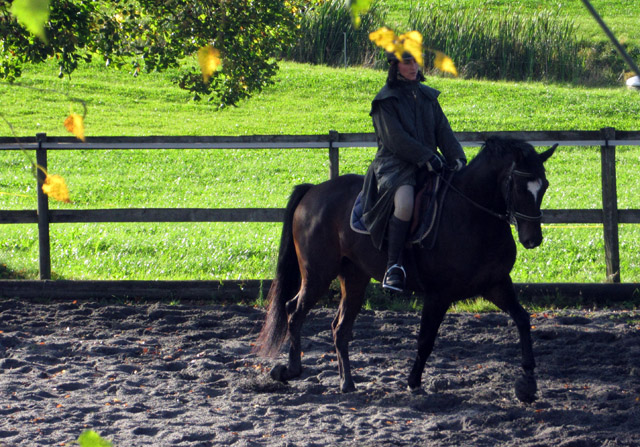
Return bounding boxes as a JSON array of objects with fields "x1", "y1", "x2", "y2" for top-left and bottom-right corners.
[
  {"x1": 76, "y1": 430, "x2": 113, "y2": 447},
  {"x1": 10, "y1": 0, "x2": 50, "y2": 41},
  {"x1": 348, "y1": 0, "x2": 372, "y2": 28}
]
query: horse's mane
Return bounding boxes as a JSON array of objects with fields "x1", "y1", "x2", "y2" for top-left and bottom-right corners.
[{"x1": 470, "y1": 137, "x2": 546, "y2": 178}]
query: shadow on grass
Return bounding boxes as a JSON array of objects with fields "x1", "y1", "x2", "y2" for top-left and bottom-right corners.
[{"x1": 0, "y1": 262, "x2": 38, "y2": 280}]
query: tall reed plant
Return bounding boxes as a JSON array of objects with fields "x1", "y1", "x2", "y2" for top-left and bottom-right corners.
[
  {"x1": 409, "y1": 5, "x2": 581, "y2": 83},
  {"x1": 286, "y1": 0, "x2": 387, "y2": 67}
]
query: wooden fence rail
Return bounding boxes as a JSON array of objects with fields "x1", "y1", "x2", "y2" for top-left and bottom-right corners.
[{"x1": 1, "y1": 129, "x2": 640, "y2": 301}]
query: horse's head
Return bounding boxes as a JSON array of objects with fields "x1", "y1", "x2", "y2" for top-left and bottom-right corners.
[{"x1": 498, "y1": 139, "x2": 556, "y2": 249}]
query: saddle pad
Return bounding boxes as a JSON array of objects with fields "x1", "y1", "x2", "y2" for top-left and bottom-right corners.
[
  {"x1": 350, "y1": 192, "x2": 369, "y2": 234},
  {"x1": 350, "y1": 175, "x2": 442, "y2": 245}
]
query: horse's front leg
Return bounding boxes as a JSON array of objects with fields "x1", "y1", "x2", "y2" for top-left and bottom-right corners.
[
  {"x1": 407, "y1": 298, "x2": 449, "y2": 392},
  {"x1": 485, "y1": 278, "x2": 537, "y2": 403}
]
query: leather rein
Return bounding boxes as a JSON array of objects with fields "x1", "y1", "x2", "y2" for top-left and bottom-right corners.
[{"x1": 437, "y1": 167, "x2": 544, "y2": 225}]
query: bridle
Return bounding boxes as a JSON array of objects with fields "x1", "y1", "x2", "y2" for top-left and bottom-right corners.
[
  {"x1": 438, "y1": 166, "x2": 544, "y2": 225},
  {"x1": 504, "y1": 168, "x2": 545, "y2": 225}
]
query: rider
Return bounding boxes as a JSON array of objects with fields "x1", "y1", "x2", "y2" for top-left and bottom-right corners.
[{"x1": 360, "y1": 51, "x2": 467, "y2": 292}]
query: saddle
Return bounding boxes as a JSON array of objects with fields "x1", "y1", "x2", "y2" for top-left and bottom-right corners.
[{"x1": 351, "y1": 171, "x2": 449, "y2": 249}]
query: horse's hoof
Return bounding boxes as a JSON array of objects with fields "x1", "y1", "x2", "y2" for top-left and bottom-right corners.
[
  {"x1": 270, "y1": 364, "x2": 289, "y2": 383},
  {"x1": 407, "y1": 385, "x2": 424, "y2": 395},
  {"x1": 340, "y1": 381, "x2": 356, "y2": 393},
  {"x1": 407, "y1": 376, "x2": 422, "y2": 393},
  {"x1": 515, "y1": 373, "x2": 537, "y2": 404}
]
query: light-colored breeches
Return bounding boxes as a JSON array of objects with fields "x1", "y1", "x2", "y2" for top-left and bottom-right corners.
[{"x1": 393, "y1": 184, "x2": 414, "y2": 222}]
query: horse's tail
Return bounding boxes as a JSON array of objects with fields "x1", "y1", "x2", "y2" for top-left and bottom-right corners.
[{"x1": 253, "y1": 183, "x2": 313, "y2": 358}]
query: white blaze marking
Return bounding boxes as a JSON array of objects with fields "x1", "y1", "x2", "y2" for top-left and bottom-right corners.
[{"x1": 527, "y1": 179, "x2": 543, "y2": 202}]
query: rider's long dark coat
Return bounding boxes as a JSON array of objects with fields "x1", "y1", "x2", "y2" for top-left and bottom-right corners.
[{"x1": 361, "y1": 81, "x2": 465, "y2": 250}]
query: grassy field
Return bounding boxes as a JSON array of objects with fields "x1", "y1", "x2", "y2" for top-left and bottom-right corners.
[
  {"x1": 1, "y1": 59, "x2": 639, "y2": 284},
  {"x1": 1, "y1": 0, "x2": 640, "y2": 286},
  {"x1": 387, "y1": 0, "x2": 639, "y2": 47}
]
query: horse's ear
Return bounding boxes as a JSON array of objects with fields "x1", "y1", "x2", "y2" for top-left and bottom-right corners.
[{"x1": 539, "y1": 143, "x2": 558, "y2": 163}]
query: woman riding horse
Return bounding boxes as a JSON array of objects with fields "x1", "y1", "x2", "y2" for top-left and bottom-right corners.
[
  {"x1": 254, "y1": 135, "x2": 556, "y2": 403},
  {"x1": 361, "y1": 51, "x2": 467, "y2": 292}
]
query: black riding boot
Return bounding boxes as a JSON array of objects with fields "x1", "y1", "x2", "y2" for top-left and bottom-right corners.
[{"x1": 383, "y1": 215, "x2": 411, "y2": 292}]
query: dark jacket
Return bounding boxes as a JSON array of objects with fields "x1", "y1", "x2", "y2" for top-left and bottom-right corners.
[{"x1": 361, "y1": 80, "x2": 465, "y2": 249}]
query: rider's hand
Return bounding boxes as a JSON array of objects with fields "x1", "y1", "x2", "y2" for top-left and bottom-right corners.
[
  {"x1": 453, "y1": 158, "x2": 467, "y2": 171},
  {"x1": 425, "y1": 153, "x2": 444, "y2": 173}
]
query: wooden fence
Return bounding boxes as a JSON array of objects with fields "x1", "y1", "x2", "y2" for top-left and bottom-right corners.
[{"x1": 1, "y1": 128, "x2": 640, "y2": 302}]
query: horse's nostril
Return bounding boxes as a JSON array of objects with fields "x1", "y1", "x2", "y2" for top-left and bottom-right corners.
[{"x1": 523, "y1": 238, "x2": 542, "y2": 249}]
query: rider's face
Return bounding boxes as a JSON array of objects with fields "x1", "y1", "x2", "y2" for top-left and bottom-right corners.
[{"x1": 398, "y1": 58, "x2": 419, "y2": 81}]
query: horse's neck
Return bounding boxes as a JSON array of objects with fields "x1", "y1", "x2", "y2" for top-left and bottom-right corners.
[{"x1": 453, "y1": 163, "x2": 505, "y2": 213}]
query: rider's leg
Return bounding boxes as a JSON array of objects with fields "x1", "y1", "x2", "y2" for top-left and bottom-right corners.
[{"x1": 383, "y1": 184, "x2": 413, "y2": 291}]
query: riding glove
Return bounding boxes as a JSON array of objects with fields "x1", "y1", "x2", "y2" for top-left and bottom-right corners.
[
  {"x1": 425, "y1": 153, "x2": 445, "y2": 173},
  {"x1": 453, "y1": 158, "x2": 467, "y2": 171}
]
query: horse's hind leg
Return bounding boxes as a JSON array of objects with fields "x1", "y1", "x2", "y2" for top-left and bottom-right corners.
[
  {"x1": 485, "y1": 278, "x2": 537, "y2": 403},
  {"x1": 270, "y1": 277, "x2": 329, "y2": 382},
  {"x1": 331, "y1": 262, "x2": 370, "y2": 392}
]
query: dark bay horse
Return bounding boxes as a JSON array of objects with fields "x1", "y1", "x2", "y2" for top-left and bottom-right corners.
[{"x1": 254, "y1": 137, "x2": 556, "y2": 403}]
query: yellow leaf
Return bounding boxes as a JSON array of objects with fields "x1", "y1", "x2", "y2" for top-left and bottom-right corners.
[
  {"x1": 197, "y1": 45, "x2": 221, "y2": 83},
  {"x1": 10, "y1": 0, "x2": 50, "y2": 42},
  {"x1": 370, "y1": 27, "x2": 425, "y2": 67},
  {"x1": 369, "y1": 27, "x2": 397, "y2": 53},
  {"x1": 373, "y1": 28, "x2": 403, "y2": 61},
  {"x1": 42, "y1": 174, "x2": 71, "y2": 203},
  {"x1": 434, "y1": 50, "x2": 458, "y2": 77},
  {"x1": 398, "y1": 31, "x2": 423, "y2": 66},
  {"x1": 400, "y1": 31, "x2": 423, "y2": 46},
  {"x1": 64, "y1": 113, "x2": 85, "y2": 141},
  {"x1": 370, "y1": 27, "x2": 458, "y2": 77}
]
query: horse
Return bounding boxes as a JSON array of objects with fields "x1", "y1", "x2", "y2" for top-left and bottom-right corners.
[{"x1": 254, "y1": 137, "x2": 556, "y2": 403}]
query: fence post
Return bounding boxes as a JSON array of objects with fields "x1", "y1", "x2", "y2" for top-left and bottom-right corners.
[
  {"x1": 600, "y1": 127, "x2": 620, "y2": 282},
  {"x1": 329, "y1": 130, "x2": 339, "y2": 180},
  {"x1": 36, "y1": 132, "x2": 51, "y2": 280},
  {"x1": 343, "y1": 32, "x2": 347, "y2": 69}
]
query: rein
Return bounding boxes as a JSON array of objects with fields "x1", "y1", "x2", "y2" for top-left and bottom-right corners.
[{"x1": 437, "y1": 168, "x2": 543, "y2": 224}]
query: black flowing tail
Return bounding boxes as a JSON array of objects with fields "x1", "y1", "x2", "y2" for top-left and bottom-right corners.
[{"x1": 253, "y1": 183, "x2": 313, "y2": 357}]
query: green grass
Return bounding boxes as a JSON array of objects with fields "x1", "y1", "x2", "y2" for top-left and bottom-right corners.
[
  {"x1": 291, "y1": 1, "x2": 638, "y2": 84},
  {"x1": 1, "y1": 50, "x2": 640, "y2": 283}
]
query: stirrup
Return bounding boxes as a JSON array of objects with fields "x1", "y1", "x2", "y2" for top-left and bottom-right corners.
[{"x1": 382, "y1": 264, "x2": 406, "y2": 292}]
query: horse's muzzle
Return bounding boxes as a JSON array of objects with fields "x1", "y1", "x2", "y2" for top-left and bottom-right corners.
[
  {"x1": 517, "y1": 222, "x2": 543, "y2": 249},
  {"x1": 521, "y1": 237, "x2": 542, "y2": 249}
]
